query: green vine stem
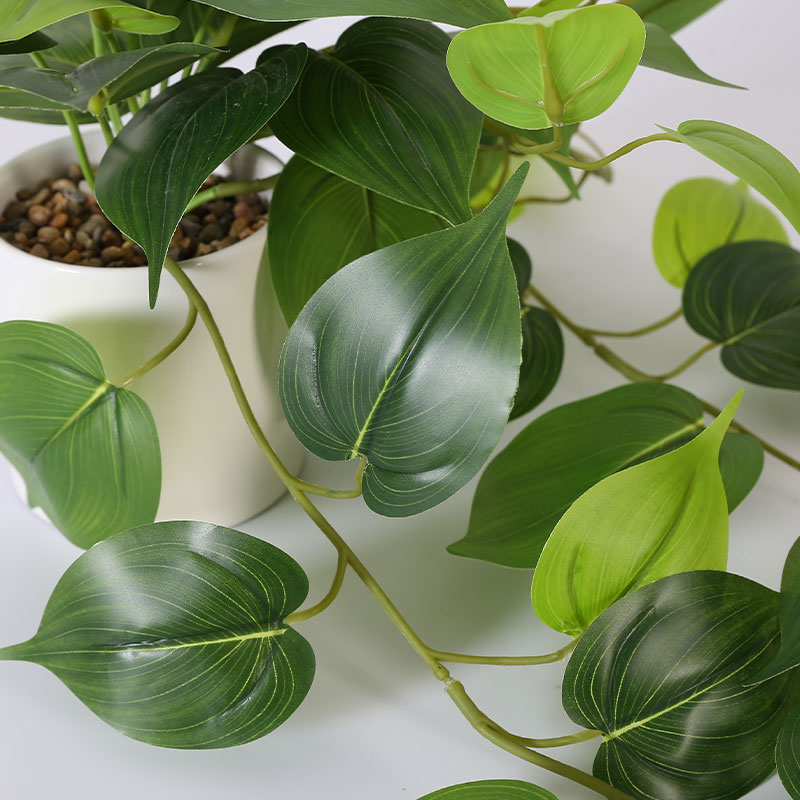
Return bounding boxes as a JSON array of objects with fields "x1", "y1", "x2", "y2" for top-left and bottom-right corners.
[
  {"x1": 284, "y1": 549, "x2": 348, "y2": 624},
  {"x1": 582, "y1": 308, "x2": 682, "y2": 338},
  {"x1": 97, "y1": 114, "x2": 114, "y2": 145},
  {"x1": 494, "y1": 726, "x2": 603, "y2": 749},
  {"x1": 162, "y1": 256, "x2": 626, "y2": 799},
  {"x1": 545, "y1": 132, "x2": 679, "y2": 171},
  {"x1": 428, "y1": 638, "x2": 577, "y2": 666},
  {"x1": 186, "y1": 177, "x2": 278, "y2": 212},
  {"x1": 293, "y1": 457, "x2": 367, "y2": 499}
]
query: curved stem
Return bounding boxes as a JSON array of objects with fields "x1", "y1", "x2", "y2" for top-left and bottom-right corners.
[
  {"x1": 488, "y1": 723, "x2": 603, "y2": 749},
  {"x1": 186, "y1": 177, "x2": 278, "y2": 213},
  {"x1": 516, "y1": 170, "x2": 591, "y2": 206},
  {"x1": 429, "y1": 638, "x2": 577, "y2": 666},
  {"x1": 545, "y1": 132, "x2": 679, "y2": 171},
  {"x1": 514, "y1": 125, "x2": 564, "y2": 156},
  {"x1": 582, "y1": 308, "x2": 682, "y2": 338},
  {"x1": 649, "y1": 340, "x2": 720, "y2": 380},
  {"x1": 284, "y1": 550, "x2": 349, "y2": 625},
  {"x1": 115, "y1": 304, "x2": 198, "y2": 388},
  {"x1": 294, "y1": 458, "x2": 366, "y2": 500}
]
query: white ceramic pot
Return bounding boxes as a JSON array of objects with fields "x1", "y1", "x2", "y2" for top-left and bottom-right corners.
[{"x1": 0, "y1": 130, "x2": 304, "y2": 527}]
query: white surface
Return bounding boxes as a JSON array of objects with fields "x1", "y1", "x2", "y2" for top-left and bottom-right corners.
[{"x1": 0, "y1": 3, "x2": 799, "y2": 798}]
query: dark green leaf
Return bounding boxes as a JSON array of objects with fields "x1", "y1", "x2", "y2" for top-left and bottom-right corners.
[
  {"x1": 510, "y1": 306, "x2": 563, "y2": 420},
  {"x1": 0, "y1": 521, "x2": 314, "y2": 749},
  {"x1": 450, "y1": 383, "x2": 755, "y2": 568},
  {"x1": 640, "y1": 22, "x2": 743, "y2": 88},
  {"x1": 0, "y1": 321, "x2": 160, "y2": 549},
  {"x1": 563, "y1": 570, "x2": 790, "y2": 800},
  {"x1": 718, "y1": 431, "x2": 763, "y2": 513},
  {"x1": 0, "y1": 105, "x2": 94, "y2": 124},
  {"x1": 418, "y1": 780, "x2": 558, "y2": 799},
  {"x1": 507, "y1": 237, "x2": 532, "y2": 296},
  {"x1": 629, "y1": 0, "x2": 726, "y2": 34},
  {"x1": 777, "y1": 704, "x2": 800, "y2": 800},
  {"x1": 0, "y1": 17, "x2": 95, "y2": 77},
  {"x1": 270, "y1": 18, "x2": 483, "y2": 226},
  {"x1": 95, "y1": 45, "x2": 306, "y2": 307},
  {"x1": 268, "y1": 156, "x2": 443, "y2": 325},
  {"x1": 683, "y1": 240, "x2": 800, "y2": 389},
  {"x1": 191, "y1": 0, "x2": 513, "y2": 27},
  {"x1": 0, "y1": 32, "x2": 56, "y2": 54},
  {"x1": 279, "y1": 166, "x2": 527, "y2": 518}
]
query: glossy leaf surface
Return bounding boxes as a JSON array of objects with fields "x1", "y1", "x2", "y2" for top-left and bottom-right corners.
[
  {"x1": 664, "y1": 120, "x2": 800, "y2": 235},
  {"x1": 95, "y1": 46, "x2": 306, "y2": 306},
  {"x1": 519, "y1": 0, "x2": 581, "y2": 17},
  {"x1": 271, "y1": 19, "x2": 482, "y2": 226},
  {"x1": 191, "y1": 0, "x2": 512, "y2": 27},
  {"x1": 640, "y1": 22, "x2": 743, "y2": 88},
  {"x1": 269, "y1": 156, "x2": 442, "y2": 325},
  {"x1": 653, "y1": 177, "x2": 787, "y2": 287},
  {"x1": 511, "y1": 306, "x2": 563, "y2": 420},
  {"x1": 0, "y1": 44, "x2": 217, "y2": 112},
  {"x1": 563, "y1": 570, "x2": 789, "y2": 800},
  {"x1": 629, "y1": 0, "x2": 726, "y2": 33},
  {"x1": 419, "y1": 780, "x2": 558, "y2": 799},
  {"x1": 777, "y1": 705, "x2": 800, "y2": 800},
  {"x1": 451, "y1": 383, "x2": 756, "y2": 568},
  {"x1": 446, "y1": 6, "x2": 646, "y2": 130},
  {"x1": 0, "y1": 0, "x2": 178, "y2": 42},
  {"x1": 532, "y1": 393, "x2": 740, "y2": 635},
  {"x1": 683, "y1": 241, "x2": 800, "y2": 389},
  {"x1": 0, "y1": 321, "x2": 160, "y2": 549},
  {"x1": 279, "y1": 167, "x2": 527, "y2": 518},
  {"x1": 0, "y1": 522, "x2": 314, "y2": 749}
]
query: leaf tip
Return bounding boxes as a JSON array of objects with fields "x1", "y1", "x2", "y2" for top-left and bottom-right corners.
[
  {"x1": 482, "y1": 162, "x2": 530, "y2": 222},
  {"x1": 703, "y1": 390, "x2": 744, "y2": 446}
]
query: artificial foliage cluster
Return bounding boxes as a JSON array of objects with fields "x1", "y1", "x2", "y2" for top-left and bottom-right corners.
[{"x1": 0, "y1": 1, "x2": 799, "y2": 798}]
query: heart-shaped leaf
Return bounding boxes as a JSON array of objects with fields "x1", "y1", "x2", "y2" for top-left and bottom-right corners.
[
  {"x1": 640, "y1": 22, "x2": 743, "y2": 88},
  {"x1": 519, "y1": 1, "x2": 582, "y2": 18},
  {"x1": 419, "y1": 780, "x2": 558, "y2": 799},
  {"x1": 563, "y1": 570, "x2": 790, "y2": 800},
  {"x1": 511, "y1": 306, "x2": 563, "y2": 420},
  {"x1": 190, "y1": 0, "x2": 512, "y2": 28},
  {"x1": 653, "y1": 177, "x2": 787, "y2": 287},
  {"x1": 532, "y1": 393, "x2": 740, "y2": 636},
  {"x1": 0, "y1": 1, "x2": 178, "y2": 42},
  {"x1": 507, "y1": 236, "x2": 532, "y2": 296},
  {"x1": 0, "y1": 521, "x2": 314, "y2": 749},
  {"x1": 0, "y1": 32, "x2": 56, "y2": 55},
  {"x1": 662, "y1": 120, "x2": 800, "y2": 235},
  {"x1": 268, "y1": 156, "x2": 443, "y2": 325},
  {"x1": 0, "y1": 44, "x2": 218, "y2": 112},
  {"x1": 450, "y1": 382, "x2": 758, "y2": 568},
  {"x1": 683, "y1": 240, "x2": 800, "y2": 390},
  {"x1": 95, "y1": 44, "x2": 306, "y2": 307},
  {"x1": 271, "y1": 18, "x2": 482, "y2": 226},
  {"x1": 718, "y1": 431, "x2": 764, "y2": 513},
  {"x1": 777, "y1": 704, "x2": 800, "y2": 800},
  {"x1": 279, "y1": 166, "x2": 527, "y2": 518},
  {"x1": 446, "y1": 6, "x2": 646, "y2": 130},
  {"x1": 0, "y1": 321, "x2": 160, "y2": 549},
  {"x1": 629, "y1": 0, "x2": 726, "y2": 34}
]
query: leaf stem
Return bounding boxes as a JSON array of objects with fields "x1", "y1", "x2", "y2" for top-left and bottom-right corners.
[
  {"x1": 97, "y1": 113, "x2": 114, "y2": 146},
  {"x1": 293, "y1": 458, "x2": 366, "y2": 499},
  {"x1": 648, "y1": 340, "x2": 720, "y2": 380},
  {"x1": 582, "y1": 308, "x2": 683, "y2": 338},
  {"x1": 62, "y1": 111, "x2": 95, "y2": 192},
  {"x1": 429, "y1": 638, "x2": 577, "y2": 666},
  {"x1": 186, "y1": 177, "x2": 278, "y2": 213},
  {"x1": 488, "y1": 723, "x2": 603, "y2": 749},
  {"x1": 285, "y1": 550, "x2": 349, "y2": 625},
  {"x1": 545, "y1": 132, "x2": 679, "y2": 171}
]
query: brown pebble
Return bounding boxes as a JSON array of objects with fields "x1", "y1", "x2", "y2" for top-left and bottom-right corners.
[
  {"x1": 4, "y1": 201, "x2": 28, "y2": 220},
  {"x1": 195, "y1": 242, "x2": 213, "y2": 257},
  {"x1": 51, "y1": 178, "x2": 77, "y2": 193},
  {"x1": 63, "y1": 229, "x2": 74, "y2": 244},
  {"x1": 101, "y1": 246, "x2": 124, "y2": 261},
  {"x1": 101, "y1": 229, "x2": 121, "y2": 246},
  {"x1": 78, "y1": 180, "x2": 93, "y2": 196},
  {"x1": 13, "y1": 232, "x2": 27, "y2": 244},
  {"x1": 62, "y1": 250, "x2": 81, "y2": 264},
  {"x1": 51, "y1": 212, "x2": 69, "y2": 229},
  {"x1": 78, "y1": 214, "x2": 105, "y2": 234},
  {"x1": 18, "y1": 220, "x2": 34, "y2": 235},
  {"x1": 202, "y1": 213, "x2": 217, "y2": 224},
  {"x1": 29, "y1": 187, "x2": 50, "y2": 206},
  {"x1": 84, "y1": 257, "x2": 103, "y2": 267},
  {"x1": 238, "y1": 229, "x2": 254, "y2": 241},
  {"x1": 69, "y1": 216, "x2": 82, "y2": 228},
  {"x1": 50, "y1": 237, "x2": 70, "y2": 256},
  {"x1": 232, "y1": 201, "x2": 256, "y2": 221},
  {"x1": 30, "y1": 243, "x2": 49, "y2": 259},
  {"x1": 121, "y1": 240, "x2": 134, "y2": 252},
  {"x1": 67, "y1": 164, "x2": 84, "y2": 183},
  {"x1": 27, "y1": 204, "x2": 51, "y2": 226},
  {"x1": 15, "y1": 188, "x2": 30, "y2": 202},
  {"x1": 199, "y1": 222, "x2": 223, "y2": 243},
  {"x1": 229, "y1": 217, "x2": 249, "y2": 237},
  {"x1": 252, "y1": 219, "x2": 266, "y2": 230},
  {"x1": 75, "y1": 230, "x2": 91, "y2": 246},
  {"x1": 37, "y1": 226, "x2": 60, "y2": 243},
  {"x1": 50, "y1": 191, "x2": 69, "y2": 214}
]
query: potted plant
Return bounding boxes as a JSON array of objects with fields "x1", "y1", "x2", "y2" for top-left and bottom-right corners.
[{"x1": 0, "y1": 2, "x2": 799, "y2": 799}]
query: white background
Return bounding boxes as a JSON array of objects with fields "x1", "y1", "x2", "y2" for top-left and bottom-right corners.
[{"x1": 1, "y1": 1, "x2": 799, "y2": 798}]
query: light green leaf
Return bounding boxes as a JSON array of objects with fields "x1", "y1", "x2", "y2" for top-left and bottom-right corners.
[
  {"x1": 0, "y1": 0, "x2": 178, "y2": 42},
  {"x1": 653, "y1": 177, "x2": 787, "y2": 287},
  {"x1": 279, "y1": 167, "x2": 527, "y2": 518},
  {"x1": 419, "y1": 780, "x2": 558, "y2": 799},
  {"x1": 190, "y1": 0, "x2": 512, "y2": 28},
  {"x1": 450, "y1": 382, "x2": 756, "y2": 568},
  {"x1": 519, "y1": 0, "x2": 581, "y2": 18},
  {"x1": 563, "y1": 570, "x2": 790, "y2": 800},
  {"x1": 629, "y1": 0, "x2": 726, "y2": 34},
  {"x1": 95, "y1": 45, "x2": 306, "y2": 307},
  {"x1": 0, "y1": 321, "x2": 160, "y2": 549},
  {"x1": 270, "y1": 18, "x2": 483, "y2": 226},
  {"x1": 777, "y1": 705, "x2": 800, "y2": 800},
  {"x1": 640, "y1": 22, "x2": 743, "y2": 88},
  {"x1": 683, "y1": 240, "x2": 800, "y2": 390},
  {"x1": 531, "y1": 393, "x2": 741, "y2": 636},
  {"x1": 446, "y1": 6, "x2": 646, "y2": 130},
  {"x1": 0, "y1": 521, "x2": 315, "y2": 749},
  {"x1": 268, "y1": 156, "x2": 443, "y2": 326},
  {"x1": 663, "y1": 120, "x2": 800, "y2": 236}
]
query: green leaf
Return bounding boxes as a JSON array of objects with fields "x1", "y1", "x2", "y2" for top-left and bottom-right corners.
[
  {"x1": 0, "y1": 32, "x2": 56, "y2": 54},
  {"x1": 683, "y1": 240, "x2": 800, "y2": 390},
  {"x1": 450, "y1": 382, "x2": 753, "y2": 568},
  {"x1": 0, "y1": 521, "x2": 314, "y2": 749},
  {"x1": 0, "y1": 104, "x2": 94, "y2": 124},
  {"x1": 563, "y1": 570, "x2": 790, "y2": 800},
  {"x1": 190, "y1": 0, "x2": 512, "y2": 28},
  {"x1": 446, "y1": 6, "x2": 646, "y2": 130},
  {"x1": 663, "y1": 120, "x2": 800, "y2": 236},
  {"x1": 0, "y1": 44, "x2": 218, "y2": 112},
  {"x1": 270, "y1": 19, "x2": 482, "y2": 226},
  {"x1": 0, "y1": 0, "x2": 178, "y2": 42},
  {"x1": 531, "y1": 392, "x2": 741, "y2": 636},
  {"x1": 268, "y1": 156, "x2": 443, "y2": 326},
  {"x1": 640, "y1": 22, "x2": 743, "y2": 88},
  {"x1": 777, "y1": 704, "x2": 800, "y2": 800},
  {"x1": 279, "y1": 166, "x2": 527, "y2": 518},
  {"x1": 519, "y1": 0, "x2": 582, "y2": 18},
  {"x1": 511, "y1": 306, "x2": 563, "y2": 420},
  {"x1": 418, "y1": 780, "x2": 558, "y2": 799},
  {"x1": 652, "y1": 177, "x2": 787, "y2": 287},
  {"x1": 95, "y1": 45, "x2": 306, "y2": 307},
  {"x1": 629, "y1": 0, "x2": 726, "y2": 34},
  {"x1": 470, "y1": 144, "x2": 506, "y2": 202},
  {"x1": 0, "y1": 321, "x2": 160, "y2": 549},
  {"x1": 507, "y1": 237, "x2": 532, "y2": 296},
  {"x1": 0, "y1": 16, "x2": 95, "y2": 76},
  {"x1": 718, "y1": 432, "x2": 763, "y2": 513}
]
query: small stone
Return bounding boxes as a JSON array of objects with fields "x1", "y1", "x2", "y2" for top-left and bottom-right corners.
[
  {"x1": 18, "y1": 220, "x2": 34, "y2": 235},
  {"x1": 63, "y1": 250, "x2": 81, "y2": 264},
  {"x1": 238, "y1": 228, "x2": 254, "y2": 241},
  {"x1": 15, "y1": 188, "x2": 30, "y2": 202},
  {"x1": 195, "y1": 242, "x2": 213, "y2": 257},
  {"x1": 106, "y1": 260, "x2": 126, "y2": 268},
  {"x1": 67, "y1": 164, "x2": 84, "y2": 183},
  {"x1": 62, "y1": 186, "x2": 87, "y2": 209},
  {"x1": 0, "y1": 218, "x2": 21, "y2": 233},
  {"x1": 4, "y1": 201, "x2": 28, "y2": 220},
  {"x1": 232, "y1": 200, "x2": 255, "y2": 222},
  {"x1": 252, "y1": 219, "x2": 266, "y2": 231},
  {"x1": 180, "y1": 218, "x2": 202, "y2": 238},
  {"x1": 101, "y1": 245, "x2": 125, "y2": 261},
  {"x1": 51, "y1": 178, "x2": 77, "y2": 193},
  {"x1": 37, "y1": 226, "x2": 60, "y2": 243},
  {"x1": 13, "y1": 232, "x2": 27, "y2": 244},
  {"x1": 63, "y1": 229, "x2": 74, "y2": 244},
  {"x1": 50, "y1": 191, "x2": 69, "y2": 213},
  {"x1": 229, "y1": 217, "x2": 249, "y2": 238},
  {"x1": 30, "y1": 243, "x2": 49, "y2": 259},
  {"x1": 29, "y1": 187, "x2": 51, "y2": 206},
  {"x1": 27, "y1": 204, "x2": 51, "y2": 226},
  {"x1": 84, "y1": 257, "x2": 103, "y2": 267},
  {"x1": 167, "y1": 246, "x2": 183, "y2": 262},
  {"x1": 101, "y1": 229, "x2": 121, "y2": 247},
  {"x1": 92, "y1": 226, "x2": 106, "y2": 245},
  {"x1": 78, "y1": 214, "x2": 105, "y2": 234},
  {"x1": 199, "y1": 222, "x2": 223, "y2": 243},
  {"x1": 78, "y1": 180, "x2": 93, "y2": 196},
  {"x1": 75, "y1": 230, "x2": 91, "y2": 246},
  {"x1": 50, "y1": 237, "x2": 70, "y2": 256},
  {"x1": 202, "y1": 212, "x2": 218, "y2": 224},
  {"x1": 50, "y1": 212, "x2": 69, "y2": 229}
]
